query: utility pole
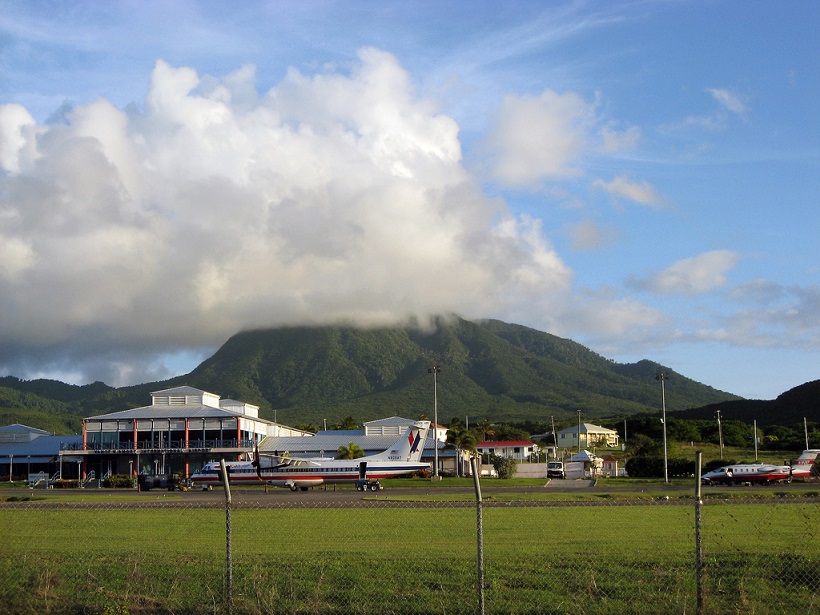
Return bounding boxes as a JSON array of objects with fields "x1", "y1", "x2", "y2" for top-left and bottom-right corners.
[
  {"x1": 716, "y1": 410, "x2": 724, "y2": 460},
  {"x1": 805, "y1": 417, "x2": 810, "y2": 450},
  {"x1": 656, "y1": 372, "x2": 669, "y2": 484},
  {"x1": 754, "y1": 419, "x2": 759, "y2": 462},
  {"x1": 577, "y1": 410, "x2": 582, "y2": 454},
  {"x1": 427, "y1": 365, "x2": 441, "y2": 480}
]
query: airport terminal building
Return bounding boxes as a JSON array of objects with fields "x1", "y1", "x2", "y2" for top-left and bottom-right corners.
[
  {"x1": 63, "y1": 386, "x2": 310, "y2": 480},
  {"x1": 3, "y1": 386, "x2": 453, "y2": 483}
]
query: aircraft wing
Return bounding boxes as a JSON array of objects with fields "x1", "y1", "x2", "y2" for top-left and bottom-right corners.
[
  {"x1": 280, "y1": 457, "x2": 322, "y2": 468},
  {"x1": 255, "y1": 452, "x2": 322, "y2": 470}
]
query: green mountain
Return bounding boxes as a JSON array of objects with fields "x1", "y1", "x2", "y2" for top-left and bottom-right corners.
[
  {"x1": 1, "y1": 316, "x2": 771, "y2": 432},
  {"x1": 159, "y1": 316, "x2": 737, "y2": 425}
]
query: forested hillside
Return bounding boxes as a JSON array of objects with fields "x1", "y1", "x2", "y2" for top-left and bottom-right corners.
[
  {"x1": 7, "y1": 317, "x2": 814, "y2": 434},
  {"x1": 150, "y1": 316, "x2": 737, "y2": 425},
  {"x1": 673, "y1": 379, "x2": 820, "y2": 427}
]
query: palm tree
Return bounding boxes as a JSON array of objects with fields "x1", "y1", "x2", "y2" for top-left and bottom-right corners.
[
  {"x1": 334, "y1": 416, "x2": 360, "y2": 430},
  {"x1": 447, "y1": 426, "x2": 477, "y2": 477},
  {"x1": 336, "y1": 442, "x2": 365, "y2": 460},
  {"x1": 479, "y1": 419, "x2": 495, "y2": 442}
]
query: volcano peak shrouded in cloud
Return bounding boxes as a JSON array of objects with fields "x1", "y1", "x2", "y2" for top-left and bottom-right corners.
[{"x1": 0, "y1": 2, "x2": 818, "y2": 399}]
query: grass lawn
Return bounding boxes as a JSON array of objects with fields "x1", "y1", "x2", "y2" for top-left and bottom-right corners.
[{"x1": 1, "y1": 493, "x2": 817, "y2": 614}]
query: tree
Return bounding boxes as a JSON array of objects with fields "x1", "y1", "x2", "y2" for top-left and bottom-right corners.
[
  {"x1": 336, "y1": 442, "x2": 364, "y2": 459},
  {"x1": 666, "y1": 418, "x2": 700, "y2": 443},
  {"x1": 334, "y1": 416, "x2": 360, "y2": 430},
  {"x1": 490, "y1": 454, "x2": 518, "y2": 479},
  {"x1": 625, "y1": 433, "x2": 661, "y2": 457},
  {"x1": 447, "y1": 425, "x2": 477, "y2": 476},
  {"x1": 624, "y1": 456, "x2": 664, "y2": 478},
  {"x1": 492, "y1": 423, "x2": 530, "y2": 442},
  {"x1": 479, "y1": 420, "x2": 495, "y2": 442}
]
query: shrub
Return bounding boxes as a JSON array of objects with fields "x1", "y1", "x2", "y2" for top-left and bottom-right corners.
[
  {"x1": 626, "y1": 456, "x2": 701, "y2": 478},
  {"x1": 490, "y1": 454, "x2": 518, "y2": 479},
  {"x1": 51, "y1": 479, "x2": 79, "y2": 488},
  {"x1": 104, "y1": 474, "x2": 135, "y2": 488}
]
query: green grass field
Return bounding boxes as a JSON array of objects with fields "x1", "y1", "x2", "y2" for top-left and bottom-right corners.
[{"x1": 1, "y1": 493, "x2": 818, "y2": 615}]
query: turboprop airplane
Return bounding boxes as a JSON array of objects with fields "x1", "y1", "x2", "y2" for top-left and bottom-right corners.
[{"x1": 190, "y1": 421, "x2": 430, "y2": 491}]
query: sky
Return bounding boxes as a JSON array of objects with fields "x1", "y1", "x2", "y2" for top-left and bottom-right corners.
[{"x1": 0, "y1": 1, "x2": 818, "y2": 400}]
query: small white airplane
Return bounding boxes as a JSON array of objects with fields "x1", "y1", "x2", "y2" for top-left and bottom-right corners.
[
  {"x1": 701, "y1": 449, "x2": 819, "y2": 485},
  {"x1": 701, "y1": 463, "x2": 792, "y2": 485},
  {"x1": 190, "y1": 420, "x2": 431, "y2": 491}
]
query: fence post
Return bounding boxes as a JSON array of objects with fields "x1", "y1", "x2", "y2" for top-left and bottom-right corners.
[
  {"x1": 220, "y1": 459, "x2": 233, "y2": 615},
  {"x1": 695, "y1": 451, "x2": 703, "y2": 614},
  {"x1": 471, "y1": 456, "x2": 485, "y2": 615}
]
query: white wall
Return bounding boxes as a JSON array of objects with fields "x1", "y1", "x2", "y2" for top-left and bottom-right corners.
[{"x1": 515, "y1": 463, "x2": 547, "y2": 478}]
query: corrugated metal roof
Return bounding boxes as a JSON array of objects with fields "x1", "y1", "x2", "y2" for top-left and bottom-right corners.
[
  {"x1": 363, "y1": 416, "x2": 412, "y2": 427},
  {"x1": 315, "y1": 429, "x2": 360, "y2": 438},
  {"x1": 86, "y1": 404, "x2": 273, "y2": 423},
  {"x1": 150, "y1": 385, "x2": 209, "y2": 396},
  {"x1": 0, "y1": 434, "x2": 82, "y2": 460},
  {"x1": 0, "y1": 424, "x2": 50, "y2": 435}
]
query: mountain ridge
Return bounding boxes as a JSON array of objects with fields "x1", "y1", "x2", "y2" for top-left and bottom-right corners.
[
  {"x1": 112, "y1": 316, "x2": 739, "y2": 424},
  {"x1": 3, "y1": 316, "x2": 815, "y2": 433}
]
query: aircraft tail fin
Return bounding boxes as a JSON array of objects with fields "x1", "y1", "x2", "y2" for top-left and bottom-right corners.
[
  {"x1": 792, "y1": 449, "x2": 820, "y2": 477},
  {"x1": 369, "y1": 421, "x2": 431, "y2": 462}
]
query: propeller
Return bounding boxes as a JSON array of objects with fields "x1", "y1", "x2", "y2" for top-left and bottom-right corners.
[{"x1": 253, "y1": 444, "x2": 263, "y2": 481}]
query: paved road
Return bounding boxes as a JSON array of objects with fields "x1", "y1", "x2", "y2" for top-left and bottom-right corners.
[{"x1": 5, "y1": 477, "x2": 815, "y2": 507}]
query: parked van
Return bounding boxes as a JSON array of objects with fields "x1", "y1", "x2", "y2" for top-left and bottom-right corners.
[{"x1": 547, "y1": 461, "x2": 565, "y2": 479}]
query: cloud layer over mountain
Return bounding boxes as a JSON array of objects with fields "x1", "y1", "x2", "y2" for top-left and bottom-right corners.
[{"x1": 1, "y1": 51, "x2": 577, "y2": 384}]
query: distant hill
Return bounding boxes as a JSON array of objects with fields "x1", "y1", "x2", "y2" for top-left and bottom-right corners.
[
  {"x1": 1, "y1": 316, "x2": 756, "y2": 431},
  {"x1": 0, "y1": 376, "x2": 113, "y2": 402},
  {"x1": 0, "y1": 384, "x2": 86, "y2": 434},
  {"x1": 673, "y1": 379, "x2": 820, "y2": 427}
]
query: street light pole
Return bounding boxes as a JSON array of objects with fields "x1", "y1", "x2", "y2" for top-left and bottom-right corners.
[
  {"x1": 428, "y1": 365, "x2": 441, "y2": 480},
  {"x1": 656, "y1": 372, "x2": 669, "y2": 484}
]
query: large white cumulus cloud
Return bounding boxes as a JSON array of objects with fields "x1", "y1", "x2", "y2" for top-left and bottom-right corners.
[{"x1": 0, "y1": 49, "x2": 571, "y2": 385}]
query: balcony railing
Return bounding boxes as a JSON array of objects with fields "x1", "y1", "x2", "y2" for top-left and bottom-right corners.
[{"x1": 61, "y1": 439, "x2": 257, "y2": 452}]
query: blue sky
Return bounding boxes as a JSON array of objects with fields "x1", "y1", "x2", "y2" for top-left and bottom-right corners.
[{"x1": 0, "y1": 1, "x2": 818, "y2": 400}]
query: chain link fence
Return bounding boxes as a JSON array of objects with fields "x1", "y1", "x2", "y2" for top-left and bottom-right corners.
[{"x1": 1, "y1": 486, "x2": 817, "y2": 614}]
